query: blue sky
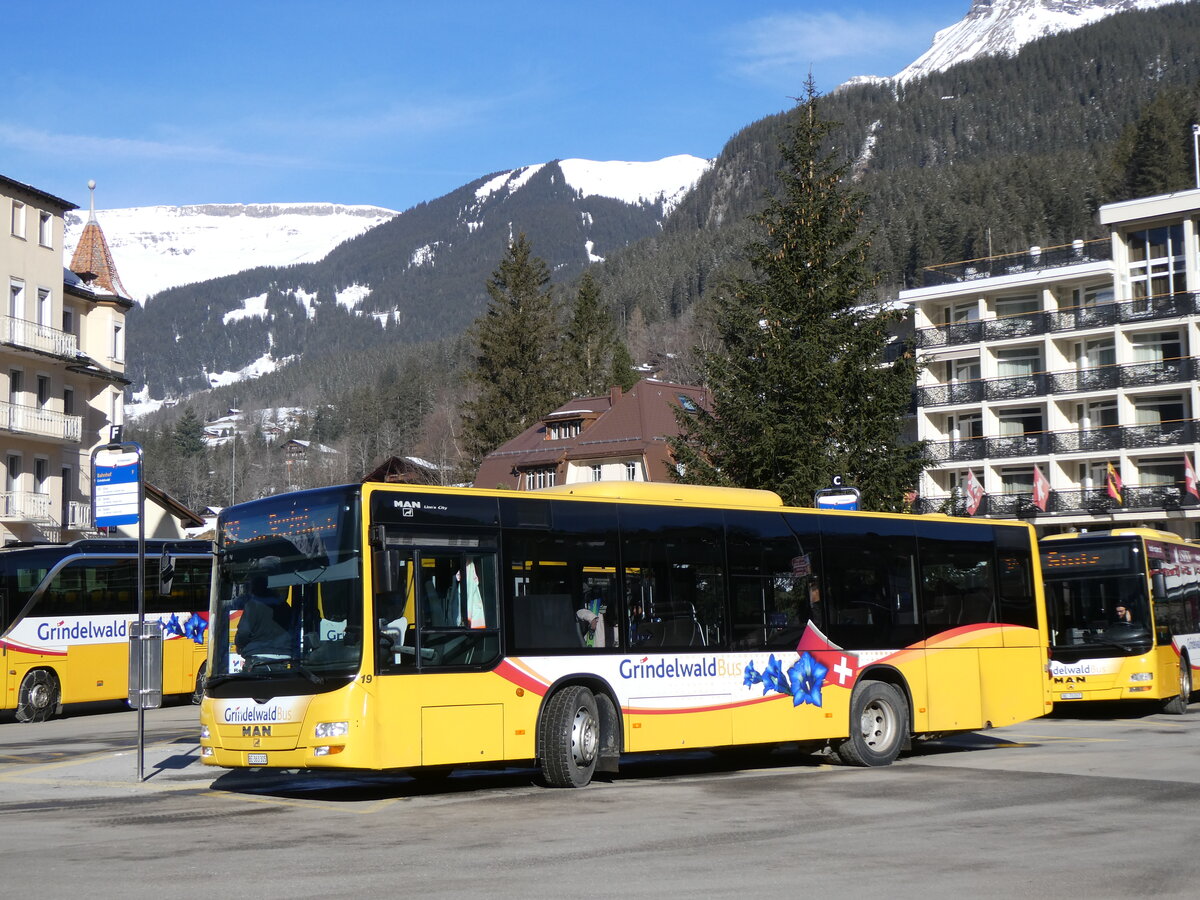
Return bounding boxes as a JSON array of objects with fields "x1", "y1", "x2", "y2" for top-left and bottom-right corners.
[{"x1": 1, "y1": 1, "x2": 968, "y2": 212}]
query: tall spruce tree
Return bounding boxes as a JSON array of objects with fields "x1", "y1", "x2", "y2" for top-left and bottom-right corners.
[
  {"x1": 671, "y1": 81, "x2": 924, "y2": 511},
  {"x1": 564, "y1": 270, "x2": 634, "y2": 396},
  {"x1": 461, "y1": 234, "x2": 568, "y2": 469}
]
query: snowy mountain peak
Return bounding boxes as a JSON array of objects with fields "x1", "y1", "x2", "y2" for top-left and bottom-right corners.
[
  {"x1": 63, "y1": 202, "x2": 397, "y2": 303},
  {"x1": 893, "y1": 0, "x2": 1187, "y2": 83}
]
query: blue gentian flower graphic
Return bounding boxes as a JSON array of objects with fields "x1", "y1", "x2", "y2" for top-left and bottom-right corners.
[
  {"x1": 182, "y1": 614, "x2": 208, "y2": 644},
  {"x1": 158, "y1": 613, "x2": 184, "y2": 637},
  {"x1": 788, "y1": 652, "x2": 828, "y2": 707},
  {"x1": 761, "y1": 653, "x2": 790, "y2": 697},
  {"x1": 743, "y1": 661, "x2": 762, "y2": 688}
]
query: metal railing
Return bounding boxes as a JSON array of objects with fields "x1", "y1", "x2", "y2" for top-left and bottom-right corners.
[
  {"x1": 916, "y1": 483, "x2": 1197, "y2": 519},
  {"x1": 2, "y1": 315, "x2": 78, "y2": 357},
  {"x1": 0, "y1": 400, "x2": 82, "y2": 442},
  {"x1": 68, "y1": 500, "x2": 92, "y2": 529},
  {"x1": 914, "y1": 290, "x2": 1196, "y2": 350},
  {"x1": 927, "y1": 419, "x2": 1197, "y2": 462},
  {"x1": 0, "y1": 490, "x2": 54, "y2": 522},
  {"x1": 918, "y1": 357, "x2": 1194, "y2": 409},
  {"x1": 920, "y1": 239, "x2": 1112, "y2": 286}
]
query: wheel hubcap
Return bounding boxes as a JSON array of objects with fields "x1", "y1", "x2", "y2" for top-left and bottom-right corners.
[
  {"x1": 28, "y1": 681, "x2": 50, "y2": 710},
  {"x1": 571, "y1": 705, "x2": 598, "y2": 766},
  {"x1": 861, "y1": 700, "x2": 896, "y2": 750}
]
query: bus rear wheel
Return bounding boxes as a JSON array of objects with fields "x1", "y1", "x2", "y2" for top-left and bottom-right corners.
[
  {"x1": 16, "y1": 668, "x2": 60, "y2": 723},
  {"x1": 540, "y1": 685, "x2": 599, "y2": 788},
  {"x1": 1162, "y1": 656, "x2": 1192, "y2": 716},
  {"x1": 837, "y1": 681, "x2": 908, "y2": 767}
]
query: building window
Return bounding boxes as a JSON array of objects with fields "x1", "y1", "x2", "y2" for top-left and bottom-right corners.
[
  {"x1": 38, "y1": 210, "x2": 52, "y2": 247},
  {"x1": 33, "y1": 458, "x2": 49, "y2": 495},
  {"x1": 62, "y1": 307, "x2": 75, "y2": 337},
  {"x1": 943, "y1": 301, "x2": 978, "y2": 324},
  {"x1": 546, "y1": 419, "x2": 582, "y2": 441},
  {"x1": 946, "y1": 412, "x2": 982, "y2": 442},
  {"x1": 9, "y1": 368, "x2": 23, "y2": 403},
  {"x1": 63, "y1": 386, "x2": 74, "y2": 416},
  {"x1": 1128, "y1": 224, "x2": 1187, "y2": 300},
  {"x1": 10, "y1": 200, "x2": 25, "y2": 238},
  {"x1": 1132, "y1": 394, "x2": 1188, "y2": 426},
  {"x1": 9, "y1": 279, "x2": 24, "y2": 319},
  {"x1": 1138, "y1": 459, "x2": 1185, "y2": 487},
  {"x1": 6, "y1": 453, "x2": 21, "y2": 493},
  {"x1": 1075, "y1": 399, "x2": 1118, "y2": 430},
  {"x1": 994, "y1": 294, "x2": 1039, "y2": 317},
  {"x1": 591, "y1": 464, "x2": 602, "y2": 482},
  {"x1": 1000, "y1": 467, "x2": 1034, "y2": 493},
  {"x1": 36, "y1": 375, "x2": 50, "y2": 407},
  {"x1": 37, "y1": 288, "x2": 50, "y2": 327},
  {"x1": 110, "y1": 389, "x2": 123, "y2": 428},
  {"x1": 997, "y1": 406, "x2": 1043, "y2": 436},
  {"x1": 111, "y1": 322, "x2": 124, "y2": 361},
  {"x1": 1072, "y1": 284, "x2": 1114, "y2": 308},
  {"x1": 995, "y1": 346, "x2": 1043, "y2": 378},
  {"x1": 1130, "y1": 330, "x2": 1184, "y2": 363},
  {"x1": 523, "y1": 467, "x2": 556, "y2": 490},
  {"x1": 625, "y1": 461, "x2": 638, "y2": 481},
  {"x1": 1076, "y1": 338, "x2": 1115, "y2": 369}
]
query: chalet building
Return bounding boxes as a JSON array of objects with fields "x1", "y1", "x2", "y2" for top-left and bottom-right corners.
[
  {"x1": 2, "y1": 175, "x2": 132, "y2": 544},
  {"x1": 474, "y1": 379, "x2": 709, "y2": 490},
  {"x1": 904, "y1": 187, "x2": 1200, "y2": 539}
]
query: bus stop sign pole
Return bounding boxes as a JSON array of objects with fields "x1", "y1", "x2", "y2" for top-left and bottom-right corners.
[{"x1": 92, "y1": 434, "x2": 160, "y2": 782}]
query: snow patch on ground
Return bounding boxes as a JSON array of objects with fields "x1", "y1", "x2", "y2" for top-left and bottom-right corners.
[{"x1": 222, "y1": 292, "x2": 269, "y2": 325}]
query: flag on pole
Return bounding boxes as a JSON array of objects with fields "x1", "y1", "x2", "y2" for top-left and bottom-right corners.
[
  {"x1": 1185, "y1": 454, "x2": 1199, "y2": 502},
  {"x1": 1032, "y1": 464, "x2": 1049, "y2": 512},
  {"x1": 965, "y1": 469, "x2": 984, "y2": 516},
  {"x1": 1106, "y1": 462, "x2": 1123, "y2": 505}
]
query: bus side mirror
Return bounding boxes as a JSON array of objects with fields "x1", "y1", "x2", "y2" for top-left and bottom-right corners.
[
  {"x1": 1151, "y1": 572, "x2": 1166, "y2": 602},
  {"x1": 374, "y1": 549, "x2": 401, "y2": 594},
  {"x1": 158, "y1": 552, "x2": 176, "y2": 597}
]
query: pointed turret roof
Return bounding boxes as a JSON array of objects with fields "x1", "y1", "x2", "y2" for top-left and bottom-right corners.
[{"x1": 68, "y1": 180, "x2": 129, "y2": 299}]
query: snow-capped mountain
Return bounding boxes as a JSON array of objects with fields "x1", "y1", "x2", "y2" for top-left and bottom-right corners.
[
  {"x1": 63, "y1": 203, "x2": 398, "y2": 302},
  {"x1": 865, "y1": 0, "x2": 1188, "y2": 84}
]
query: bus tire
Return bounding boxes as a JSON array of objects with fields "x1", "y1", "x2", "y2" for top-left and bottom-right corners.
[
  {"x1": 1162, "y1": 655, "x2": 1192, "y2": 715},
  {"x1": 837, "y1": 681, "x2": 908, "y2": 767},
  {"x1": 191, "y1": 661, "x2": 207, "y2": 706},
  {"x1": 540, "y1": 685, "x2": 599, "y2": 788},
  {"x1": 16, "y1": 668, "x2": 61, "y2": 723}
]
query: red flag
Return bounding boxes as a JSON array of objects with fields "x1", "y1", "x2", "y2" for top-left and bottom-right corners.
[
  {"x1": 1106, "y1": 462, "x2": 1123, "y2": 505},
  {"x1": 1186, "y1": 454, "x2": 1199, "y2": 501},
  {"x1": 965, "y1": 469, "x2": 984, "y2": 516},
  {"x1": 1033, "y1": 464, "x2": 1049, "y2": 512},
  {"x1": 797, "y1": 623, "x2": 861, "y2": 690}
]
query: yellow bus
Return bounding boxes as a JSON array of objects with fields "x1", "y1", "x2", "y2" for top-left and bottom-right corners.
[
  {"x1": 0, "y1": 539, "x2": 212, "y2": 721},
  {"x1": 1041, "y1": 528, "x2": 1198, "y2": 712},
  {"x1": 199, "y1": 482, "x2": 1051, "y2": 786}
]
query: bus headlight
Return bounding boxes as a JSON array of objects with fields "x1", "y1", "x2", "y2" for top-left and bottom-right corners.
[
  {"x1": 201, "y1": 746, "x2": 214, "y2": 758},
  {"x1": 314, "y1": 721, "x2": 349, "y2": 738},
  {"x1": 200, "y1": 725, "x2": 210, "y2": 739},
  {"x1": 1130, "y1": 672, "x2": 1153, "y2": 682}
]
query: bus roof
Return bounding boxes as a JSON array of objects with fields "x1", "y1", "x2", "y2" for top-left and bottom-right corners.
[
  {"x1": 1041, "y1": 527, "x2": 1187, "y2": 544},
  {"x1": 535, "y1": 481, "x2": 784, "y2": 508}
]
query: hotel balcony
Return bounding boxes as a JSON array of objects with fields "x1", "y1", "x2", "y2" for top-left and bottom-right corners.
[
  {"x1": 2, "y1": 315, "x2": 79, "y2": 359},
  {"x1": 926, "y1": 419, "x2": 1197, "y2": 464},
  {"x1": 915, "y1": 484, "x2": 1193, "y2": 519},
  {"x1": 919, "y1": 239, "x2": 1112, "y2": 287},
  {"x1": 918, "y1": 357, "x2": 1194, "y2": 409},
  {"x1": 914, "y1": 290, "x2": 1196, "y2": 350},
  {"x1": 0, "y1": 400, "x2": 82, "y2": 443},
  {"x1": 0, "y1": 490, "x2": 54, "y2": 523}
]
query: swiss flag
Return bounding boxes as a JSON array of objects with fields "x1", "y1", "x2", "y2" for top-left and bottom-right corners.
[
  {"x1": 965, "y1": 469, "x2": 984, "y2": 516},
  {"x1": 1186, "y1": 454, "x2": 1199, "y2": 502},
  {"x1": 1032, "y1": 465, "x2": 1049, "y2": 512},
  {"x1": 797, "y1": 623, "x2": 861, "y2": 690}
]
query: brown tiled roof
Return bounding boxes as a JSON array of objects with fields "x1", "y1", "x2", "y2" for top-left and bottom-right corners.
[
  {"x1": 473, "y1": 379, "x2": 709, "y2": 488},
  {"x1": 69, "y1": 218, "x2": 130, "y2": 299}
]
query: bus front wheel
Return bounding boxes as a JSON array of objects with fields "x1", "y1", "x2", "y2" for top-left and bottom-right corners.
[
  {"x1": 16, "y1": 668, "x2": 60, "y2": 723},
  {"x1": 837, "y1": 681, "x2": 908, "y2": 767},
  {"x1": 1162, "y1": 656, "x2": 1192, "y2": 715},
  {"x1": 540, "y1": 685, "x2": 599, "y2": 788}
]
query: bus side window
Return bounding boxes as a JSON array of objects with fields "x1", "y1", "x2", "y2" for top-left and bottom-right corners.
[
  {"x1": 994, "y1": 526, "x2": 1038, "y2": 629},
  {"x1": 820, "y1": 517, "x2": 919, "y2": 650},
  {"x1": 917, "y1": 520, "x2": 996, "y2": 630}
]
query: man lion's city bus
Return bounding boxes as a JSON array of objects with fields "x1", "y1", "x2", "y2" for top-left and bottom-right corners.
[
  {"x1": 0, "y1": 539, "x2": 212, "y2": 721},
  {"x1": 1041, "y1": 528, "x2": 1200, "y2": 712},
  {"x1": 199, "y1": 482, "x2": 1051, "y2": 786}
]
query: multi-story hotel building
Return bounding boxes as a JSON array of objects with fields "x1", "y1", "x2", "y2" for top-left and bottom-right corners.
[
  {"x1": 904, "y1": 187, "x2": 1200, "y2": 538},
  {"x1": 2, "y1": 174, "x2": 132, "y2": 544}
]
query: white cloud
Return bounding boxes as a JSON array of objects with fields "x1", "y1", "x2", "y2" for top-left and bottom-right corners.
[{"x1": 724, "y1": 12, "x2": 935, "y2": 82}]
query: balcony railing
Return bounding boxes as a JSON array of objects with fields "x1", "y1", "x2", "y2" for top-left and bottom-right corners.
[
  {"x1": 0, "y1": 490, "x2": 54, "y2": 522},
  {"x1": 917, "y1": 484, "x2": 1196, "y2": 519},
  {"x1": 920, "y1": 239, "x2": 1112, "y2": 286},
  {"x1": 67, "y1": 500, "x2": 92, "y2": 529},
  {"x1": 914, "y1": 290, "x2": 1197, "y2": 350},
  {"x1": 0, "y1": 400, "x2": 82, "y2": 442},
  {"x1": 2, "y1": 315, "x2": 78, "y2": 358},
  {"x1": 926, "y1": 419, "x2": 1197, "y2": 462},
  {"x1": 919, "y1": 357, "x2": 1193, "y2": 409}
]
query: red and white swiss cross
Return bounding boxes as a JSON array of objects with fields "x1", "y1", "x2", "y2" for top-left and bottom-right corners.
[{"x1": 796, "y1": 623, "x2": 861, "y2": 689}]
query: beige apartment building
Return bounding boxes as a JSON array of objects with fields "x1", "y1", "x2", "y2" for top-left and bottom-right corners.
[
  {"x1": 2, "y1": 174, "x2": 131, "y2": 544},
  {"x1": 904, "y1": 188, "x2": 1200, "y2": 539}
]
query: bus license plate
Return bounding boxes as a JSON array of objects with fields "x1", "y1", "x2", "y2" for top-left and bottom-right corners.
[
  {"x1": 247, "y1": 753, "x2": 268, "y2": 766},
  {"x1": 1059, "y1": 692, "x2": 1083, "y2": 700}
]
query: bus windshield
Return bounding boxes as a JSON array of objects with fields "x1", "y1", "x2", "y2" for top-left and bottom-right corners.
[
  {"x1": 209, "y1": 485, "x2": 361, "y2": 690},
  {"x1": 1041, "y1": 539, "x2": 1151, "y2": 654}
]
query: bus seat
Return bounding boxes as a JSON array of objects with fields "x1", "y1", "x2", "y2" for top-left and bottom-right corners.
[{"x1": 513, "y1": 593, "x2": 584, "y2": 650}]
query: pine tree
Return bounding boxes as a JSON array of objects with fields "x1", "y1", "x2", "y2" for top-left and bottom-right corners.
[
  {"x1": 173, "y1": 407, "x2": 206, "y2": 457},
  {"x1": 671, "y1": 80, "x2": 924, "y2": 511},
  {"x1": 460, "y1": 234, "x2": 569, "y2": 469},
  {"x1": 564, "y1": 270, "x2": 634, "y2": 396}
]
